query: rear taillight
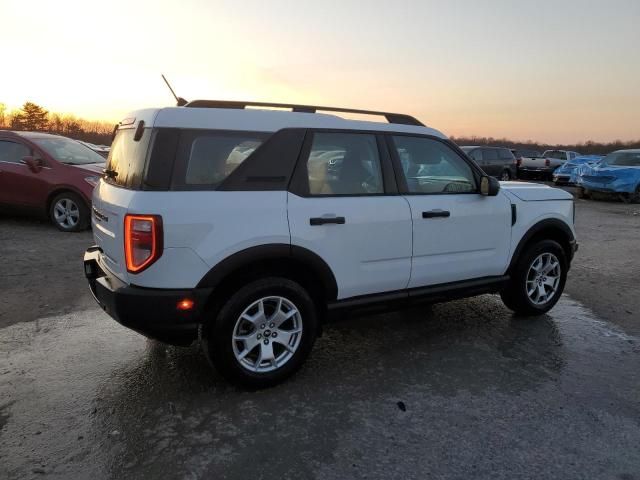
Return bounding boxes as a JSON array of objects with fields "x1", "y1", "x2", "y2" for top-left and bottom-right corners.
[
  {"x1": 545, "y1": 159, "x2": 551, "y2": 167},
  {"x1": 124, "y1": 214, "x2": 163, "y2": 273}
]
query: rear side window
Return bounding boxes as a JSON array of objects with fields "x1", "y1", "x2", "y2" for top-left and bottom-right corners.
[
  {"x1": 105, "y1": 128, "x2": 152, "y2": 189},
  {"x1": 482, "y1": 148, "x2": 498, "y2": 161},
  {"x1": 499, "y1": 148, "x2": 514, "y2": 160},
  {"x1": 305, "y1": 132, "x2": 383, "y2": 195},
  {"x1": 173, "y1": 131, "x2": 269, "y2": 189}
]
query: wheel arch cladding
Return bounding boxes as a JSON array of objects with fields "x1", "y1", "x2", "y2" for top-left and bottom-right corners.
[
  {"x1": 196, "y1": 244, "x2": 339, "y2": 303},
  {"x1": 509, "y1": 219, "x2": 575, "y2": 273}
]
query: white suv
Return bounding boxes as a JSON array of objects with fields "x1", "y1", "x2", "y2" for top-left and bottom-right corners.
[{"x1": 84, "y1": 100, "x2": 578, "y2": 388}]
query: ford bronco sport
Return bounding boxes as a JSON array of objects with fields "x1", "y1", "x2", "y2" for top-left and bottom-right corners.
[{"x1": 84, "y1": 100, "x2": 578, "y2": 388}]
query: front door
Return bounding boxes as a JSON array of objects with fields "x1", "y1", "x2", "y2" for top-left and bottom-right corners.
[
  {"x1": 287, "y1": 131, "x2": 413, "y2": 299},
  {"x1": 0, "y1": 139, "x2": 49, "y2": 208},
  {"x1": 388, "y1": 135, "x2": 512, "y2": 288}
]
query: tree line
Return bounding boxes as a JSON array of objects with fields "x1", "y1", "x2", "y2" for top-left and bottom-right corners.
[
  {"x1": 0, "y1": 101, "x2": 114, "y2": 145},
  {"x1": 1, "y1": 101, "x2": 638, "y2": 154}
]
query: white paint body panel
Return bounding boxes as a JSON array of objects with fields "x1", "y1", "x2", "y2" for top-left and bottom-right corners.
[
  {"x1": 94, "y1": 106, "x2": 577, "y2": 298},
  {"x1": 405, "y1": 192, "x2": 513, "y2": 287},
  {"x1": 287, "y1": 193, "x2": 413, "y2": 299}
]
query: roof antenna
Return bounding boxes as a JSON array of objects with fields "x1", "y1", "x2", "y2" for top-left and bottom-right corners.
[{"x1": 161, "y1": 74, "x2": 188, "y2": 106}]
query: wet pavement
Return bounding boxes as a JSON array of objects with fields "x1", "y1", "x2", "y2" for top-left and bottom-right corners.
[{"x1": 1, "y1": 295, "x2": 639, "y2": 479}]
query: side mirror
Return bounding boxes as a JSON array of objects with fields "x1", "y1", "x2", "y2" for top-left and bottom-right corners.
[
  {"x1": 21, "y1": 156, "x2": 43, "y2": 172},
  {"x1": 480, "y1": 175, "x2": 500, "y2": 196}
]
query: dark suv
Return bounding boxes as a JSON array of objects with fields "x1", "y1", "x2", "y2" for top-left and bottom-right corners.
[
  {"x1": 0, "y1": 131, "x2": 105, "y2": 231},
  {"x1": 461, "y1": 146, "x2": 517, "y2": 181}
]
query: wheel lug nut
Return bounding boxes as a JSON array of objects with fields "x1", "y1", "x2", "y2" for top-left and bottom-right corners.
[
  {"x1": 269, "y1": 323, "x2": 275, "y2": 328},
  {"x1": 272, "y1": 332, "x2": 277, "y2": 337},
  {"x1": 260, "y1": 324, "x2": 265, "y2": 329},
  {"x1": 257, "y1": 334, "x2": 262, "y2": 339},
  {"x1": 263, "y1": 339, "x2": 269, "y2": 345}
]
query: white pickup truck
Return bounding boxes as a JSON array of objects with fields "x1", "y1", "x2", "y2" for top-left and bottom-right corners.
[{"x1": 518, "y1": 150, "x2": 581, "y2": 180}]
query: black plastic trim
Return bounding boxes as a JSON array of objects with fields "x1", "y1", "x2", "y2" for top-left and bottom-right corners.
[
  {"x1": 511, "y1": 204, "x2": 517, "y2": 225},
  {"x1": 184, "y1": 100, "x2": 424, "y2": 126},
  {"x1": 84, "y1": 248, "x2": 210, "y2": 346},
  {"x1": 328, "y1": 275, "x2": 510, "y2": 314},
  {"x1": 196, "y1": 244, "x2": 339, "y2": 301},
  {"x1": 508, "y1": 219, "x2": 576, "y2": 272},
  {"x1": 218, "y1": 128, "x2": 306, "y2": 191}
]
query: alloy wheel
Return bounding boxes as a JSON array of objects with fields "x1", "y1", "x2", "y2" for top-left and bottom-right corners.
[
  {"x1": 53, "y1": 198, "x2": 80, "y2": 229},
  {"x1": 231, "y1": 296, "x2": 303, "y2": 373},
  {"x1": 526, "y1": 253, "x2": 561, "y2": 305}
]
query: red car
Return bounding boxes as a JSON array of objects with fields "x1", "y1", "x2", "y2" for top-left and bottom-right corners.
[{"x1": 0, "y1": 131, "x2": 105, "y2": 231}]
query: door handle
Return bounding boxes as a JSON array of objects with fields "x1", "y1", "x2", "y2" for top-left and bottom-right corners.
[
  {"x1": 310, "y1": 216, "x2": 346, "y2": 226},
  {"x1": 422, "y1": 210, "x2": 450, "y2": 219}
]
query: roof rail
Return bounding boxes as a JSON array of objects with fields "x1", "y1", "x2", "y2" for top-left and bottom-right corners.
[{"x1": 184, "y1": 100, "x2": 425, "y2": 127}]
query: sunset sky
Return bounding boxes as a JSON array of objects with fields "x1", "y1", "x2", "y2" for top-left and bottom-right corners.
[{"x1": 1, "y1": 0, "x2": 639, "y2": 143}]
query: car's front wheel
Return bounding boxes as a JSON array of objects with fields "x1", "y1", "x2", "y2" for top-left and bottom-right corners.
[
  {"x1": 500, "y1": 239, "x2": 567, "y2": 316},
  {"x1": 203, "y1": 277, "x2": 318, "y2": 388},
  {"x1": 500, "y1": 170, "x2": 511, "y2": 181},
  {"x1": 49, "y1": 192, "x2": 90, "y2": 232}
]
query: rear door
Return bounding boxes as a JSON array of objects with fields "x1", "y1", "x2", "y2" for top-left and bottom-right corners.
[
  {"x1": 92, "y1": 124, "x2": 152, "y2": 281},
  {"x1": 482, "y1": 148, "x2": 500, "y2": 177},
  {"x1": 388, "y1": 135, "x2": 512, "y2": 287},
  {"x1": 287, "y1": 131, "x2": 413, "y2": 299}
]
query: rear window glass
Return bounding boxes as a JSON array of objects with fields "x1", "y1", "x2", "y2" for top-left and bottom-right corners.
[
  {"x1": 105, "y1": 127, "x2": 152, "y2": 189},
  {"x1": 543, "y1": 150, "x2": 566, "y2": 160}
]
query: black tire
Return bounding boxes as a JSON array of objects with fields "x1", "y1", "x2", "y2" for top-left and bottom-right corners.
[
  {"x1": 500, "y1": 170, "x2": 511, "y2": 181},
  {"x1": 500, "y1": 239, "x2": 567, "y2": 316},
  {"x1": 576, "y1": 186, "x2": 589, "y2": 199},
  {"x1": 49, "y1": 192, "x2": 90, "y2": 232},
  {"x1": 203, "y1": 277, "x2": 318, "y2": 389}
]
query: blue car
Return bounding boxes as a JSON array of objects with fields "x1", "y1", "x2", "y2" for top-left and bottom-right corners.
[
  {"x1": 552, "y1": 155, "x2": 603, "y2": 185},
  {"x1": 576, "y1": 149, "x2": 640, "y2": 203}
]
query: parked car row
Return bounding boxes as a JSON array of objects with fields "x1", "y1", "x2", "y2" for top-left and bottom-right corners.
[
  {"x1": 0, "y1": 131, "x2": 106, "y2": 231},
  {"x1": 574, "y1": 150, "x2": 640, "y2": 203}
]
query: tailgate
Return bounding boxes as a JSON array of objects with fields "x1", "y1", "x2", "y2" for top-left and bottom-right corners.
[{"x1": 91, "y1": 181, "x2": 136, "y2": 282}]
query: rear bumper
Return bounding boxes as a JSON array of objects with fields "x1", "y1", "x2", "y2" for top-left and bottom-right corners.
[{"x1": 84, "y1": 246, "x2": 212, "y2": 346}]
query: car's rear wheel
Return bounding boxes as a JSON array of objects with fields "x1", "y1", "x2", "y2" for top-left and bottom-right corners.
[
  {"x1": 500, "y1": 170, "x2": 511, "y2": 181},
  {"x1": 203, "y1": 277, "x2": 318, "y2": 388},
  {"x1": 576, "y1": 186, "x2": 589, "y2": 199},
  {"x1": 49, "y1": 192, "x2": 89, "y2": 232},
  {"x1": 500, "y1": 239, "x2": 567, "y2": 316}
]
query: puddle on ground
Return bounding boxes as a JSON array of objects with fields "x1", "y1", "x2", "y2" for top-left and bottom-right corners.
[{"x1": 1, "y1": 295, "x2": 639, "y2": 480}]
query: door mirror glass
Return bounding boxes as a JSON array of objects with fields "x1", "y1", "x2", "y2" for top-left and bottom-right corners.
[{"x1": 480, "y1": 175, "x2": 500, "y2": 196}]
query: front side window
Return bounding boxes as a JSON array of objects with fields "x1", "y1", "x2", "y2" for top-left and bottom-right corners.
[
  {"x1": 543, "y1": 150, "x2": 567, "y2": 160},
  {"x1": 392, "y1": 136, "x2": 477, "y2": 194},
  {"x1": 499, "y1": 148, "x2": 514, "y2": 160},
  {"x1": 0, "y1": 140, "x2": 30, "y2": 164},
  {"x1": 185, "y1": 134, "x2": 265, "y2": 186},
  {"x1": 306, "y1": 132, "x2": 383, "y2": 195}
]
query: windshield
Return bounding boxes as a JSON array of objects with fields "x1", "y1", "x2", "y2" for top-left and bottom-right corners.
[
  {"x1": 32, "y1": 137, "x2": 106, "y2": 165},
  {"x1": 604, "y1": 151, "x2": 640, "y2": 166}
]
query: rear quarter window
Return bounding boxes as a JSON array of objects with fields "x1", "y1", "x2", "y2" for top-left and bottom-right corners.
[{"x1": 172, "y1": 131, "x2": 270, "y2": 190}]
